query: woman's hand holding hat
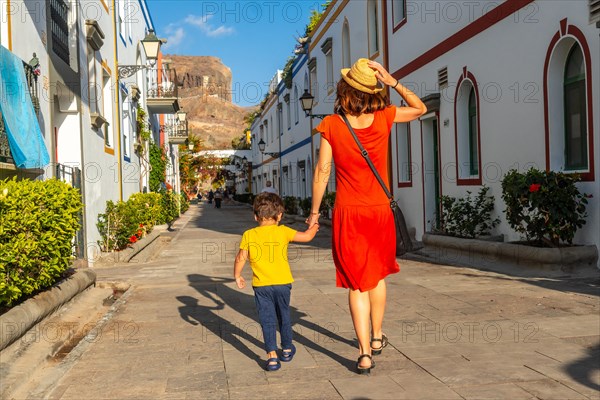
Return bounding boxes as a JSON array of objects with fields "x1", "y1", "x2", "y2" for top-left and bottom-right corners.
[{"x1": 367, "y1": 60, "x2": 397, "y2": 87}]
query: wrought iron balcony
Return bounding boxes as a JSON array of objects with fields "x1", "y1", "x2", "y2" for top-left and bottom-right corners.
[
  {"x1": 0, "y1": 117, "x2": 14, "y2": 164},
  {"x1": 161, "y1": 120, "x2": 188, "y2": 144},
  {"x1": 147, "y1": 67, "x2": 180, "y2": 114},
  {"x1": 23, "y1": 61, "x2": 40, "y2": 113}
]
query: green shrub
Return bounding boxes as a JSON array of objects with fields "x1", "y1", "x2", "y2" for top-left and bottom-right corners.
[
  {"x1": 234, "y1": 193, "x2": 254, "y2": 204},
  {"x1": 501, "y1": 168, "x2": 589, "y2": 246},
  {"x1": 180, "y1": 192, "x2": 190, "y2": 213},
  {"x1": 97, "y1": 192, "x2": 179, "y2": 252},
  {"x1": 299, "y1": 197, "x2": 312, "y2": 216},
  {"x1": 320, "y1": 191, "x2": 336, "y2": 217},
  {"x1": 439, "y1": 186, "x2": 500, "y2": 238},
  {"x1": 0, "y1": 178, "x2": 83, "y2": 306},
  {"x1": 159, "y1": 190, "x2": 179, "y2": 226},
  {"x1": 127, "y1": 192, "x2": 162, "y2": 229},
  {"x1": 96, "y1": 200, "x2": 136, "y2": 251},
  {"x1": 283, "y1": 196, "x2": 299, "y2": 215},
  {"x1": 149, "y1": 142, "x2": 167, "y2": 192}
]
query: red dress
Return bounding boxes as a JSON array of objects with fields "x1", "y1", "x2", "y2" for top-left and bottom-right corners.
[{"x1": 317, "y1": 106, "x2": 400, "y2": 292}]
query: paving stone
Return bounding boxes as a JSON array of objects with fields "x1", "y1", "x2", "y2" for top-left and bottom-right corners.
[
  {"x1": 453, "y1": 383, "x2": 537, "y2": 399},
  {"x1": 515, "y1": 379, "x2": 591, "y2": 399},
  {"x1": 331, "y1": 375, "x2": 405, "y2": 399},
  {"x1": 18, "y1": 204, "x2": 597, "y2": 400},
  {"x1": 230, "y1": 380, "x2": 342, "y2": 399}
]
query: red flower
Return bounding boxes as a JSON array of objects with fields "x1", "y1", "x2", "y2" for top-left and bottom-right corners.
[
  {"x1": 139, "y1": 224, "x2": 144, "y2": 228},
  {"x1": 129, "y1": 235, "x2": 138, "y2": 243},
  {"x1": 529, "y1": 184, "x2": 541, "y2": 193},
  {"x1": 137, "y1": 230, "x2": 143, "y2": 236}
]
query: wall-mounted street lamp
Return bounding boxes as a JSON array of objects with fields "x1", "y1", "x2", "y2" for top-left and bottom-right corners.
[
  {"x1": 258, "y1": 138, "x2": 280, "y2": 158},
  {"x1": 299, "y1": 89, "x2": 329, "y2": 119},
  {"x1": 184, "y1": 138, "x2": 194, "y2": 151},
  {"x1": 118, "y1": 29, "x2": 163, "y2": 79},
  {"x1": 176, "y1": 109, "x2": 187, "y2": 123}
]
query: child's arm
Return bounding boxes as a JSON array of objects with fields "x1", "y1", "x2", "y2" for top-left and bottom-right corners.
[
  {"x1": 233, "y1": 249, "x2": 248, "y2": 289},
  {"x1": 292, "y1": 223, "x2": 319, "y2": 243}
]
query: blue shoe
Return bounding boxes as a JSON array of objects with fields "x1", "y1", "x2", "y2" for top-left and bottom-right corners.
[
  {"x1": 280, "y1": 344, "x2": 296, "y2": 362},
  {"x1": 266, "y1": 357, "x2": 281, "y2": 371}
]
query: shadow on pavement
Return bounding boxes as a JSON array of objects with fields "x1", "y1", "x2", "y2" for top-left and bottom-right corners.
[
  {"x1": 178, "y1": 274, "x2": 356, "y2": 372},
  {"x1": 454, "y1": 271, "x2": 600, "y2": 298},
  {"x1": 564, "y1": 344, "x2": 600, "y2": 392}
]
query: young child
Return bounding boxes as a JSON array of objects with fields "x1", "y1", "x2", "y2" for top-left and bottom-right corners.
[{"x1": 234, "y1": 192, "x2": 319, "y2": 371}]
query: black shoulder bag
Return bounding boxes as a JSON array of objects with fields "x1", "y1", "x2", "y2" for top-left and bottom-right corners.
[{"x1": 341, "y1": 113, "x2": 415, "y2": 256}]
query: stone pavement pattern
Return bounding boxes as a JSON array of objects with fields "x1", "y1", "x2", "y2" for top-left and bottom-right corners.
[{"x1": 33, "y1": 203, "x2": 600, "y2": 399}]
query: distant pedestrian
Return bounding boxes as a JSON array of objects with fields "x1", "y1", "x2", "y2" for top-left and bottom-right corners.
[
  {"x1": 214, "y1": 190, "x2": 222, "y2": 208},
  {"x1": 208, "y1": 190, "x2": 214, "y2": 204},
  {"x1": 261, "y1": 180, "x2": 277, "y2": 194},
  {"x1": 233, "y1": 192, "x2": 319, "y2": 371}
]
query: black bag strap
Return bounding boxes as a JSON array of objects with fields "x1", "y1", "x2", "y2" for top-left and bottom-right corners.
[{"x1": 341, "y1": 113, "x2": 395, "y2": 205}]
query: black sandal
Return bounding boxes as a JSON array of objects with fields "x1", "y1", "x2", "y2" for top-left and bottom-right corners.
[
  {"x1": 356, "y1": 354, "x2": 375, "y2": 374},
  {"x1": 370, "y1": 334, "x2": 388, "y2": 355}
]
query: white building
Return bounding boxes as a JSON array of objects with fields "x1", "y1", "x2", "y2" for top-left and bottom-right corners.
[
  {"x1": 251, "y1": 0, "x2": 599, "y2": 251},
  {"x1": 1, "y1": 1, "x2": 185, "y2": 264}
]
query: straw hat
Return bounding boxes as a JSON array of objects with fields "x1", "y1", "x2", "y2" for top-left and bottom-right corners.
[{"x1": 341, "y1": 58, "x2": 383, "y2": 94}]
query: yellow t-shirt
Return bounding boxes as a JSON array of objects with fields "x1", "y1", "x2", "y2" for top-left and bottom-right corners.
[{"x1": 239, "y1": 224, "x2": 297, "y2": 287}]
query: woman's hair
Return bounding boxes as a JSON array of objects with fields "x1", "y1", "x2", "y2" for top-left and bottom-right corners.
[
  {"x1": 253, "y1": 192, "x2": 285, "y2": 221},
  {"x1": 334, "y1": 79, "x2": 388, "y2": 116}
]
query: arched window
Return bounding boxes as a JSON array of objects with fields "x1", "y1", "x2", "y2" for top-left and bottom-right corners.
[
  {"x1": 564, "y1": 44, "x2": 587, "y2": 170},
  {"x1": 342, "y1": 21, "x2": 351, "y2": 68},
  {"x1": 454, "y1": 69, "x2": 481, "y2": 185},
  {"x1": 544, "y1": 22, "x2": 594, "y2": 181},
  {"x1": 468, "y1": 88, "x2": 479, "y2": 176}
]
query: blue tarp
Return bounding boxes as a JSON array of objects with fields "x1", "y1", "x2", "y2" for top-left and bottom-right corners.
[{"x1": 0, "y1": 45, "x2": 49, "y2": 169}]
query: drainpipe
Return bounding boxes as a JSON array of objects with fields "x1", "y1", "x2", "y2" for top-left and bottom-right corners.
[
  {"x1": 76, "y1": 20, "x2": 88, "y2": 264},
  {"x1": 112, "y1": 0, "x2": 123, "y2": 200},
  {"x1": 277, "y1": 95, "x2": 283, "y2": 194}
]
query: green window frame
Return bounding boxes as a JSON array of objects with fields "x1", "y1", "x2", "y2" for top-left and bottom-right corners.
[
  {"x1": 468, "y1": 88, "x2": 479, "y2": 176},
  {"x1": 563, "y1": 44, "x2": 587, "y2": 171}
]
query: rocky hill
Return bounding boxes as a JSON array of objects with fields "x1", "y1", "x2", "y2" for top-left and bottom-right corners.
[{"x1": 166, "y1": 55, "x2": 254, "y2": 149}]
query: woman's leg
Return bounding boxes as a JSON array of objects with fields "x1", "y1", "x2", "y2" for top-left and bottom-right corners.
[
  {"x1": 369, "y1": 279, "x2": 387, "y2": 343},
  {"x1": 348, "y1": 288, "x2": 372, "y2": 367}
]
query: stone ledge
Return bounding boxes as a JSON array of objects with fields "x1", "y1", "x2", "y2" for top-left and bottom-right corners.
[
  {"x1": 422, "y1": 233, "x2": 599, "y2": 273},
  {"x1": 93, "y1": 228, "x2": 164, "y2": 266},
  {"x1": 0, "y1": 269, "x2": 97, "y2": 351}
]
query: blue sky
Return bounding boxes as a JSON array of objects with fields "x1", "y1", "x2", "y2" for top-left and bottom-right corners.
[{"x1": 147, "y1": 1, "x2": 324, "y2": 107}]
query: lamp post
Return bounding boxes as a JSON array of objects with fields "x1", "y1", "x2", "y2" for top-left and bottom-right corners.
[
  {"x1": 258, "y1": 138, "x2": 280, "y2": 158},
  {"x1": 300, "y1": 89, "x2": 329, "y2": 120},
  {"x1": 118, "y1": 29, "x2": 163, "y2": 79}
]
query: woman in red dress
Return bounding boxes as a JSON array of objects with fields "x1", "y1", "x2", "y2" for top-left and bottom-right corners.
[{"x1": 307, "y1": 59, "x2": 426, "y2": 374}]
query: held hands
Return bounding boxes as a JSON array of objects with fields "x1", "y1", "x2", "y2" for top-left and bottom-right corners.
[
  {"x1": 367, "y1": 60, "x2": 397, "y2": 87},
  {"x1": 305, "y1": 212, "x2": 320, "y2": 228},
  {"x1": 235, "y1": 276, "x2": 246, "y2": 289}
]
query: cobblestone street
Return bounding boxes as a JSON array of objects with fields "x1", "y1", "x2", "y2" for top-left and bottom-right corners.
[{"x1": 30, "y1": 203, "x2": 600, "y2": 399}]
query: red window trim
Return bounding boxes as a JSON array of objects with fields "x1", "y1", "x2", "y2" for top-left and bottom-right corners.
[
  {"x1": 543, "y1": 20, "x2": 595, "y2": 182},
  {"x1": 454, "y1": 67, "x2": 482, "y2": 186},
  {"x1": 391, "y1": 0, "x2": 407, "y2": 33},
  {"x1": 396, "y1": 122, "x2": 412, "y2": 188}
]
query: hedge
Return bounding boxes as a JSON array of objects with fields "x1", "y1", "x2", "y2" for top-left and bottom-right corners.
[
  {"x1": 0, "y1": 178, "x2": 83, "y2": 306},
  {"x1": 97, "y1": 191, "x2": 184, "y2": 252}
]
